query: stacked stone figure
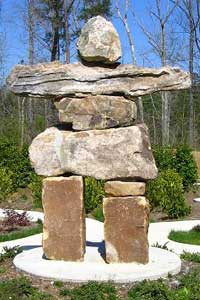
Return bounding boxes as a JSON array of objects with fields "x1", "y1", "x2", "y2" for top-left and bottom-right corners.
[{"x1": 7, "y1": 16, "x2": 191, "y2": 264}]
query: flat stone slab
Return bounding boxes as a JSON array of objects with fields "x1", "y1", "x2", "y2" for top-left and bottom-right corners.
[
  {"x1": 14, "y1": 247, "x2": 181, "y2": 283},
  {"x1": 7, "y1": 62, "x2": 191, "y2": 99},
  {"x1": 105, "y1": 181, "x2": 146, "y2": 196}
]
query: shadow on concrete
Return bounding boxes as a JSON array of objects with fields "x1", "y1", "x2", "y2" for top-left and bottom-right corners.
[{"x1": 86, "y1": 240, "x2": 107, "y2": 262}]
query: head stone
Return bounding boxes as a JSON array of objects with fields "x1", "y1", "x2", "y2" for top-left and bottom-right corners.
[{"x1": 77, "y1": 16, "x2": 122, "y2": 64}]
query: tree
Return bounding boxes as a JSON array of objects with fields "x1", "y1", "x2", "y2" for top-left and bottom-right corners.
[
  {"x1": 79, "y1": 0, "x2": 112, "y2": 22},
  {"x1": 28, "y1": 0, "x2": 35, "y2": 64},
  {"x1": 132, "y1": 0, "x2": 179, "y2": 145},
  {"x1": 171, "y1": 0, "x2": 200, "y2": 146},
  {"x1": 116, "y1": 0, "x2": 144, "y2": 122}
]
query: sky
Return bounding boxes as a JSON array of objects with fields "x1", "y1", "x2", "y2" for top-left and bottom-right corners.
[{"x1": 0, "y1": 0, "x2": 188, "y2": 80}]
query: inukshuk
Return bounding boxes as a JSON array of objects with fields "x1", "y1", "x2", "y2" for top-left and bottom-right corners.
[{"x1": 7, "y1": 16, "x2": 191, "y2": 264}]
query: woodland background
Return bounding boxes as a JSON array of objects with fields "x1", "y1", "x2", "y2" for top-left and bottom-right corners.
[{"x1": 0, "y1": 0, "x2": 200, "y2": 148}]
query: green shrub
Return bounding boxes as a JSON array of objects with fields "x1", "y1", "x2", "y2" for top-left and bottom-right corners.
[
  {"x1": 84, "y1": 177, "x2": 105, "y2": 213},
  {"x1": 178, "y1": 267, "x2": 200, "y2": 300},
  {"x1": 60, "y1": 281, "x2": 117, "y2": 300},
  {"x1": 0, "y1": 246, "x2": 23, "y2": 262},
  {"x1": 0, "y1": 167, "x2": 14, "y2": 201},
  {"x1": 28, "y1": 174, "x2": 43, "y2": 208},
  {"x1": 181, "y1": 252, "x2": 200, "y2": 263},
  {"x1": 147, "y1": 169, "x2": 191, "y2": 218},
  {"x1": 128, "y1": 279, "x2": 172, "y2": 300},
  {"x1": 153, "y1": 145, "x2": 175, "y2": 171},
  {"x1": 153, "y1": 145, "x2": 198, "y2": 191},
  {"x1": 0, "y1": 139, "x2": 33, "y2": 190},
  {"x1": 92, "y1": 205, "x2": 104, "y2": 222},
  {"x1": 0, "y1": 277, "x2": 52, "y2": 300},
  {"x1": 175, "y1": 145, "x2": 198, "y2": 190}
]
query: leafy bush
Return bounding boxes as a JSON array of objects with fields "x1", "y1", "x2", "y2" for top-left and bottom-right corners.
[
  {"x1": 147, "y1": 169, "x2": 191, "y2": 218},
  {"x1": 84, "y1": 177, "x2": 105, "y2": 213},
  {"x1": 0, "y1": 139, "x2": 33, "y2": 190},
  {"x1": 128, "y1": 279, "x2": 172, "y2": 300},
  {"x1": 153, "y1": 145, "x2": 198, "y2": 191},
  {"x1": 0, "y1": 222, "x2": 43, "y2": 242},
  {"x1": 0, "y1": 246, "x2": 23, "y2": 262},
  {"x1": 175, "y1": 145, "x2": 198, "y2": 190},
  {"x1": 178, "y1": 267, "x2": 200, "y2": 300},
  {"x1": 0, "y1": 167, "x2": 14, "y2": 201},
  {"x1": 181, "y1": 252, "x2": 200, "y2": 263},
  {"x1": 28, "y1": 174, "x2": 43, "y2": 208},
  {"x1": 0, "y1": 277, "x2": 52, "y2": 300},
  {"x1": 3, "y1": 209, "x2": 30, "y2": 227},
  {"x1": 92, "y1": 205, "x2": 104, "y2": 222},
  {"x1": 153, "y1": 146, "x2": 175, "y2": 171},
  {"x1": 60, "y1": 281, "x2": 117, "y2": 300}
]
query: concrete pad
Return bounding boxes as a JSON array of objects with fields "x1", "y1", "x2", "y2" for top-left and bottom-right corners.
[
  {"x1": 14, "y1": 246, "x2": 181, "y2": 283},
  {"x1": 193, "y1": 198, "x2": 200, "y2": 203},
  {"x1": 149, "y1": 220, "x2": 200, "y2": 254}
]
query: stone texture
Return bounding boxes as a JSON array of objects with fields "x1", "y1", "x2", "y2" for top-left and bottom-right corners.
[
  {"x1": 29, "y1": 124, "x2": 158, "y2": 180},
  {"x1": 77, "y1": 16, "x2": 121, "y2": 64},
  {"x1": 103, "y1": 196, "x2": 149, "y2": 264},
  {"x1": 7, "y1": 62, "x2": 191, "y2": 98},
  {"x1": 42, "y1": 176, "x2": 85, "y2": 261},
  {"x1": 105, "y1": 181, "x2": 146, "y2": 196},
  {"x1": 54, "y1": 95, "x2": 137, "y2": 130}
]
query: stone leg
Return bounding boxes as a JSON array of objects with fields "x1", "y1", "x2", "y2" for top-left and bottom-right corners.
[
  {"x1": 42, "y1": 176, "x2": 85, "y2": 261},
  {"x1": 103, "y1": 196, "x2": 149, "y2": 264}
]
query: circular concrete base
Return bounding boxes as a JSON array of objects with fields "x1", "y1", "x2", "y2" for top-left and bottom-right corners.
[
  {"x1": 193, "y1": 197, "x2": 200, "y2": 203},
  {"x1": 14, "y1": 247, "x2": 181, "y2": 283}
]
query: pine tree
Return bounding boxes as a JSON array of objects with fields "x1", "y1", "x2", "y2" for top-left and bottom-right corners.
[{"x1": 79, "y1": 0, "x2": 112, "y2": 22}]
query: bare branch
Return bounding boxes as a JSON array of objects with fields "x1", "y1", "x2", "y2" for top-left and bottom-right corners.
[{"x1": 116, "y1": 0, "x2": 136, "y2": 65}]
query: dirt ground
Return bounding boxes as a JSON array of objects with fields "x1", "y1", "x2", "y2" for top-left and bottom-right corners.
[
  {"x1": 0, "y1": 188, "x2": 42, "y2": 212},
  {"x1": 0, "y1": 256, "x2": 199, "y2": 299},
  {"x1": 150, "y1": 190, "x2": 200, "y2": 222}
]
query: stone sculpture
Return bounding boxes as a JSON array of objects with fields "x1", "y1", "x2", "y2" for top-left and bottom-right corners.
[{"x1": 7, "y1": 16, "x2": 190, "y2": 264}]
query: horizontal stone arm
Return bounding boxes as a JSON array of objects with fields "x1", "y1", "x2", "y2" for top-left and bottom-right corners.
[{"x1": 7, "y1": 61, "x2": 191, "y2": 99}]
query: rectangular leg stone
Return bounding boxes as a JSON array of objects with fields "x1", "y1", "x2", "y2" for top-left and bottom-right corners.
[
  {"x1": 42, "y1": 176, "x2": 85, "y2": 261},
  {"x1": 103, "y1": 196, "x2": 149, "y2": 264},
  {"x1": 105, "y1": 181, "x2": 146, "y2": 196}
]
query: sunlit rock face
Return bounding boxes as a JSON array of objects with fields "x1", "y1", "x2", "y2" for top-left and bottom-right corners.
[
  {"x1": 54, "y1": 95, "x2": 137, "y2": 130},
  {"x1": 103, "y1": 196, "x2": 149, "y2": 264},
  {"x1": 42, "y1": 176, "x2": 85, "y2": 262},
  {"x1": 77, "y1": 16, "x2": 121, "y2": 64},
  {"x1": 29, "y1": 124, "x2": 158, "y2": 180}
]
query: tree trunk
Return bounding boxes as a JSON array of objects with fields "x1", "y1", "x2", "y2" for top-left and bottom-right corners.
[
  {"x1": 188, "y1": 0, "x2": 194, "y2": 147},
  {"x1": 160, "y1": 23, "x2": 171, "y2": 146},
  {"x1": 51, "y1": 29, "x2": 59, "y2": 61},
  {"x1": 137, "y1": 97, "x2": 144, "y2": 123},
  {"x1": 28, "y1": 0, "x2": 34, "y2": 141},
  {"x1": 20, "y1": 98, "x2": 25, "y2": 148},
  {"x1": 28, "y1": 0, "x2": 34, "y2": 64},
  {"x1": 51, "y1": 3, "x2": 60, "y2": 62},
  {"x1": 63, "y1": 0, "x2": 70, "y2": 63},
  {"x1": 161, "y1": 91, "x2": 171, "y2": 146}
]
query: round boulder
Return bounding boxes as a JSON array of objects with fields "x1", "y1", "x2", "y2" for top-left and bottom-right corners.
[{"x1": 77, "y1": 16, "x2": 121, "y2": 64}]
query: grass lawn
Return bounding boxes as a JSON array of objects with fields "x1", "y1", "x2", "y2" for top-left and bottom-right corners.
[
  {"x1": 168, "y1": 227, "x2": 200, "y2": 245},
  {"x1": 0, "y1": 221, "x2": 43, "y2": 242}
]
